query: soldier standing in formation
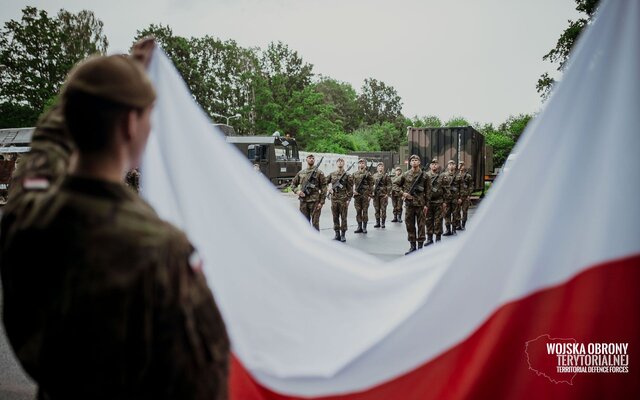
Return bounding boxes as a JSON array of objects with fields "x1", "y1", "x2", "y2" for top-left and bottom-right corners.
[
  {"x1": 290, "y1": 154, "x2": 327, "y2": 230},
  {"x1": 457, "y1": 161, "x2": 473, "y2": 230},
  {"x1": 426, "y1": 158, "x2": 447, "y2": 245},
  {"x1": 352, "y1": 158, "x2": 373, "y2": 234},
  {"x1": 400, "y1": 155, "x2": 430, "y2": 254},
  {"x1": 390, "y1": 166, "x2": 404, "y2": 223},
  {"x1": 441, "y1": 160, "x2": 460, "y2": 236},
  {"x1": 327, "y1": 158, "x2": 354, "y2": 242},
  {"x1": 372, "y1": 162, "x2": 391, "y2": 228},
  {"x1": 0, "y1": 40, "x2": 230, "y2": 399}
]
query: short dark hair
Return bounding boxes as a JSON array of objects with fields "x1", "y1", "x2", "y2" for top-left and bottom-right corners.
[{"x1": 63, "y1": 90, "x2": 136, "y2": 154}]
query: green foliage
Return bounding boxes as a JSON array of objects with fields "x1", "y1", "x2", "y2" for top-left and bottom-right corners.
[
  {"x1": 410, "y1": 115, "x2": 442, "y2": 127},
  {"x1": 0, "y1": 102, "x2": 40, "y2": 128},
  {"x1": 484, "y1": 131, "x2": 515, "y2": 168},
  {"x1": 537, "y1": 0, "x2": 600, "y2": 99},
  {"x1": 0, "y1": 6, "x2": 108, "y2": 118},
  {"x1": 499, "y1": 113, "x2": 532, "y2": 142},
  {"x1": 444, "y1": 116, "x2": 470, "y2": 127},
  {"x1": 313, "y1": 77, "x2": 362, "y2": 132},
  {"x1": 358, "y1": 78, "x2": 403, "y2": 126}
]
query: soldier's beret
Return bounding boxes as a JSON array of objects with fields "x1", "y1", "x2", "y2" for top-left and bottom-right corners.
[
  {"x1": 377, "y1": 162, "x2": 384, "y2": 167},
  {"x1": 63, "y1": 55, "x2": 156, "y2": 108},
  {"x1": 306, "y1": 154, "x2": 315, "y2": 158},
  {"x1": 448, "y1": 160, "x2": 456, "y2": 164},
  {"x1": 358, "y1": 158, "x2": 366, "y2": 162},
  {"x1": 430, "y1": 158, "x2": 438, "y2": 164},
  {"x1": 458, "y1": 161, "x2": 465, "y2": 165},
  {"x1": 409, "y1": 154, "x2": 420, "y2": 161},
  {"x1": 336, "y1": 157, "x2": 344, "y2": 162}
]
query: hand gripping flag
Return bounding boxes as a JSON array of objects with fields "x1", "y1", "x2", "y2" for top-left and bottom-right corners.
[{"x1": 142, "y1": 0, "x2": 639, "y2": 397}]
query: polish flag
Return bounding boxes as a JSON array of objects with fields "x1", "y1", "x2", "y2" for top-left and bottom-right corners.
[{"x1": 142, "y1": 0, "x2": 640, "y2": 398}]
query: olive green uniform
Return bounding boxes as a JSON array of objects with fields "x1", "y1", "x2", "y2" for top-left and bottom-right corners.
[
  {"x1": 290, "y1": 166, "x2": 327, "y2": 230},
  {"x1": 400, "y1": 168, "x2": 431, "y2": 243},
  {"x1": 372, "y1": 172, "x2": 391, "y2": 227},
  {"x1": 441, "y1": 170, "x2": 459, "y2": 235},
  {"x1": 426, "y1": 170, "x2": 446, "y2": 240},
  {"x1": 327, "y1": 170, "x2": 354, "y2": 233},
  {"x1": 390, "y1": 174, "x2": 404, "y2": 222},
  {"x1": 0, "y1": 107, "x2": 229, "y2": 399},
  {"x1": 458, "y1": 171, "x2": 473, "y2": 229},
  {"x1": 352, "y1": 169, "x2": 373, "y2": 231}
]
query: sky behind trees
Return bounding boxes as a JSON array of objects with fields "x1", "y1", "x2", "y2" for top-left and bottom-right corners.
[{"x1": 1, "y1": 0, "x2": 582, "y2": 124}]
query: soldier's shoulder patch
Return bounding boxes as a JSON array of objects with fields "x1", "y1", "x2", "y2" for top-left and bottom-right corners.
[
  {"x1": 23, "y1": 177, "x2": 50, "y2": 191},
  {"x1": 188, "y1": 250, "x2": 204, "y2": 273}
]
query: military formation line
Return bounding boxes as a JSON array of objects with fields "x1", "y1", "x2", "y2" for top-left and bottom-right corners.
[{"x1": 290, "y1": 154, "x2": 474, "y2": 255}]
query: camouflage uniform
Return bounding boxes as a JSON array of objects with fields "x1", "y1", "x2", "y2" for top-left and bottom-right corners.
[
  {"x1": 290, "y1": 166, "x2": 327, "y2": 230},
  {"x1": 352, "y1": 167, "x2": 373, "y2": 233},
  {"x1": 1, "y1": 106, "x2": 229, "y2": 398},
  {"x1": 371, "y1": 171, "x2": 391, "y2": 228},
  {"x1": 426, "y1": 168, "x2": 446, "y2": 243},
  {"x1": 390, "y1": 173, "x2": 404, "y2": 222},
  {"x1": 458, "y1": 169, "x2": 474, "y2": 230},
  {"x1": 441, "y1": 166, "x2": 459, "y2": 236},
  {"x1": 400, "y1": 167, "x2": 430, "y2": 249},
  {"x1": 327, "y1": 169, "x2": 354, "y2": 241}
]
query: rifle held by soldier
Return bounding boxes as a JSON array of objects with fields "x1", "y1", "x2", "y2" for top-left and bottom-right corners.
[{"x1": 300, "y1": 156, "x2": 324, "y2": 196}]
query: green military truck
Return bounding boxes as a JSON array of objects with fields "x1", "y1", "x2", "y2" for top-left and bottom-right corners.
[{"x1": 222, "y1": 129, "x2": 301, "y2": 187}]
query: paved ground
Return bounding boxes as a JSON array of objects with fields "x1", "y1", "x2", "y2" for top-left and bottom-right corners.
[
  {"x1": 286, "y1": 192, "x2": 476, "y2": 261},
  {"x1": 0, "y1": 194, "x2": 477, "y2": 398}
]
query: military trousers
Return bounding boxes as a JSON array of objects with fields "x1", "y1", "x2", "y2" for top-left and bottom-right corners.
[
  {"x1": 426, "y1": 201, "x2": 445, "y2": 236},
  {"x1": 404, "y1": 204, "x2": 426, "y2": 242},
  {"x1": 459, "y1": 196, "x2": 470, "y2": 222},
  {"x1": 391, "y1": 193, "x2": 403, "y2": 214},
  {"x1": 353, "y1": 195, "x2": 370, "y2": 223},
  {"x1": 373, "y1": 195, "x2": 388, "y2": 220},
  {"x1": 331, "y1": 200, "x2": 349, "y2": 231},
  {"x1": 443, "y1": 200, "x2": 458, "y2": 227},
  {"x1": 299, "y1": 200, "x2": 322, "y2": 230}
]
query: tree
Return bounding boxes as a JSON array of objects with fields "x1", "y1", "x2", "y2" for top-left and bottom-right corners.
[
  {"x1": 499, "y1": 114, "x2": 532, "y2": 142},
  {"x1": 537, "y1": 0, "x2": 600, "y2": 99},
  {"x1": 0, "y1": 7, "x2": 108, "y2": 126},
  {"x1": 358, "y1": 78, "x2": 403, "y2": 126},
  {"x1": 313, "y1": 77, "x2": 362, "y2": 132},
  {"x1": 444, "y1": 116, "x2": 470, "y2": 127}
]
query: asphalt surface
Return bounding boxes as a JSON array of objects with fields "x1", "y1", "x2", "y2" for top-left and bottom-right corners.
[{"x1": 0, "y1": 194, "x2": 476, "y2": 398}]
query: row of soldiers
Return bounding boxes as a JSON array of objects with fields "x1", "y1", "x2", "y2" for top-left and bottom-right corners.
[{"x1": 289, "y1": 154, "x2": 474, "y2": 254}]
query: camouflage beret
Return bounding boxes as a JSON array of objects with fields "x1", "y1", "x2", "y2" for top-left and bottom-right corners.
[
  {"x1": 63, "y1": 55, "x2": 156, "y2": 108},
  {"x1": 409, "y1": 154, "x2": 420, "y2": 161},
  {"x1": 430, "y1": 158, "x2": 438, "y2": 164},
  {"x1": 377, "y1": 162, "x2": 384, "y2": 167},
  {"x1": 306, "y1": 154, "x2": 315, "y2": 158},
  {"x1": 336, "y1": 157, "x2": 344, "y2": 162},
  {"x1": 458, "y1": 161, "x2": 465, "y2": 165},
  {"x1": 358, "y1": 158, "x2": 366, "y2": 162},
  {"x1": 448, "y1": 160, "x2": 456, "y2": 165}
]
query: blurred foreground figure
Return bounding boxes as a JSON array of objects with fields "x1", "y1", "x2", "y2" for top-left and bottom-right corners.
[{"x1": 0, "y1": 39, "x2": 229, "y2": 400}]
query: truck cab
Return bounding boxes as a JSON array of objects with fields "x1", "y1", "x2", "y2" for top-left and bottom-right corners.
[{"x1": 225, "y1": 133, "x2": 301, "y2": 187}]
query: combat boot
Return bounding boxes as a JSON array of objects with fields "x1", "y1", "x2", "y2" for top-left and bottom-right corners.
[
  {"x1": 452, "y1": 225, "x2": 457, "y2": 235},
  {"x1": 443, "y1": 224, "x2": 453, "y2": 236},
  {"x1": 417, "y1": 242, "x2": 424, "y2": 249},
  {"x1": 391, "y1": 213, "x2": 398, "y2": 223},
  {"x1": 354, "y1": 222, "x2": 363, "y2": 233},
  {"x1": 397, "y1": 212, "x2": 403, "y2": 223},
  {"x1": 340, "y1": 230, "x2": 346, "y2": 242},
  {"x1": 334, "y1": 230, "x2": 341, "y2": 240},
  {"x1": 425, "y1": 235, "x2": 434, "y2": 246},
  {"x1": 460, "y1": 220, "x2": 466, "y2": 230},
  {"x1": 381, "y1": 219, "x2": 386, "y2": 228},
  {"x1": 436, "y1": 234, "x2": 442, "y2": 242},
  {"x1": 405, "y1": 242, "x2": 417, "y2": 255},
  {"x1": 374, "y1": 218, "x2": 381, "y2": 228},
  {"x1": 363, "y1": 222, "x2": 368, "y2": 234}
]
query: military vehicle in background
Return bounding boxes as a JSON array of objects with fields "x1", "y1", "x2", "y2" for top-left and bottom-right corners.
[
  {"x1": 0, "y1": 127, "x2": 34, "y2": 204},
  {"x1": 407, "y1": 126, "x2": 492, "y2": 193},
  {"x1": 219, "y1": 125, "x2": 301, "y2": 187}
]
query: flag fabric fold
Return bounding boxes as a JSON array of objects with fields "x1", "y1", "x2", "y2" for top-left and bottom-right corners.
[{"x1": 142, "y1": 0, "x2": 639, "y2": 397}]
